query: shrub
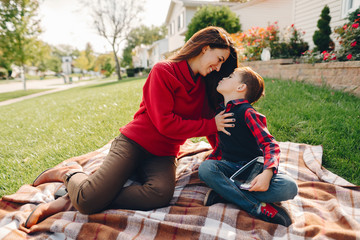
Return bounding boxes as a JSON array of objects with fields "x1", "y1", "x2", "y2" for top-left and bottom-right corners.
[
  {"x1": 313, "y1": 5, "x2": 334, "y2": 52},
  {"x1": 126, "y1": 68, "x2": 135, "y2": 77},
  {"x1": 0, "y1": 67, "x2": 7, "y2": 79},
  {"x1": 271, "y1": 24, "x2": 309, "y2": 59},
  {"x1": 334, "y1": 8, "x2": 360, "y2": 61}
]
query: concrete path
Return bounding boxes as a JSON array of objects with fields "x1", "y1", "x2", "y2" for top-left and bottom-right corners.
[
  {"x1": 0, "y1": 78, "x2": 67, "y2": 93},
  {"x1": 0, "y1": 78, "x2": 115, "y2": 106}
]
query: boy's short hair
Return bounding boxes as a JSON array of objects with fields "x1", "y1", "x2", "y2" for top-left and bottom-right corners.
[{"x1": 235, "y1": 67, "x2": 265, "y2": 104}]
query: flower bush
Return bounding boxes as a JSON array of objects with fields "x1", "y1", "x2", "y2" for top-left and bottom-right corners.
[
  {"x1": 301, "y1": 8, "x2": 360, "y2": 63},
  {"x1": 333, "y1": 10, "x2": 360, "y2": 61},
  {"x1": 230, "y1": 23, "x2": 279, "y2": 61},
  {"x1": 271, "y1": 24, "x2": 309, "y2": 59},
  {"x1": 230, "y1": 22, "x2": 309, "y2": 61}
]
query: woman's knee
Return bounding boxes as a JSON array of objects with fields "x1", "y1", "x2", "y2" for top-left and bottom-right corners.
[{"x1": 144, "y1": 182, "x2": 175, "y2": 207}]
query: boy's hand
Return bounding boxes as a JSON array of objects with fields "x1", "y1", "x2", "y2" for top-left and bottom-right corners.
[
  {"x1": 215, "y1": 110, "x2": 235, "y2": 136},
  {"x1": 248, "y1": 168, "x2": 273, "y2": 192}
]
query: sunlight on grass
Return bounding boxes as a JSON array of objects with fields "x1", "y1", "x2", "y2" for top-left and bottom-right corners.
[
  {"x1": 0, "y1": 77, "x2": 359, "y2": 197},
  {"x1": 0, "y1": 78, "x2": 145, "y2": 196}
]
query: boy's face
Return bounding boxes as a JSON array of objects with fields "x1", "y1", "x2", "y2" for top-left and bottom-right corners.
[{"x1": 216, "y1": 71, "x2": 242, "y2": 95}]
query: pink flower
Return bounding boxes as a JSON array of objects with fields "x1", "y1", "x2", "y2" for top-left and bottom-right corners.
[
  {"x1": 343, "y1": 24, "x2": 347, "y2": 30},
  {"x1": 347, "y1": 54, "x2": 352, "y2": 60},
  {"x1": 351, "y1": 41, "x2": 357, "y2": 47},
  {"x1": 352, "y1": 23, "x2": 359, "y2": 29},
  {"x1": 323, "y1": 53, "x2": 330, "y2": 60},
  {"x1": 322, "y1": 50, "x2": 327, "y2": 54}
]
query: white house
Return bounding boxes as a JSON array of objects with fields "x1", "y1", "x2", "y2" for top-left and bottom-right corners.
[
  {"x1": 132, "y1": 44, "x2": 149, "y2": 68},
  {"x1": 232, "y1": 0, "x2": 359, "y2": 49},
  {"x1": 292, "y1": 0, "x2": 359, "y2": 49},
  {"x1": 132, "y1": 38, "x2": 169, "y2": 68},
  {"x1": 148, "y1": 38, "x2": 169, "y2": 67},
  {"x1": 165, "y1": 0, "x2": 236, "y2": 55},
  {"x1": 133, "y1": 0, "x2": 359, "y2": 66}
]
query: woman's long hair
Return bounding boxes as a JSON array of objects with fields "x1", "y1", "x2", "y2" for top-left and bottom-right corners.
[{"x1": 169, "y1": 26, "x2": 238, "y2": 111}]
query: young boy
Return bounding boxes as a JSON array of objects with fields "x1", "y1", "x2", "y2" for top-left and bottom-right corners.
[{"x1": 198, "y1": 67, "x2": 298, "y2": 227}]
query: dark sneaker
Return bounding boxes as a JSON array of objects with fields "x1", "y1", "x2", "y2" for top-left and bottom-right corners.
[
  {"x1": 203, "y1": 189, "x2": 227, "y2": 206},
  {"x1": 257, "y1": 202, "x2": 292, "y2": 227}
]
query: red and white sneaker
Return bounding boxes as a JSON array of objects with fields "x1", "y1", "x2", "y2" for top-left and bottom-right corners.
[{"x1": 257, "y1": 202, "x2": 292, "y2": 227}]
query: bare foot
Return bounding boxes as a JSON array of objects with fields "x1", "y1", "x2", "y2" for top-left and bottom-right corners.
[
  {"x1": 24, "y1": 195, "x2": 72, "y2": 228},
  {"x1": 33, "y1": 164, "x2": 82, "y2": 186}
]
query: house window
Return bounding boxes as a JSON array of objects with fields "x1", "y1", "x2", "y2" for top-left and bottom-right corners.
[
  {"x1": 178, "y1": 12, "x2": 184, "y2": 31},
  {"x1": 342, "y1": 0, "x2": 360, "y2": 18}
]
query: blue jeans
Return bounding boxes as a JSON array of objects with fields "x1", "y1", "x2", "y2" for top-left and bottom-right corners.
[{"x1": 198, "y1": 159, "x2": 298, "y2": 217}]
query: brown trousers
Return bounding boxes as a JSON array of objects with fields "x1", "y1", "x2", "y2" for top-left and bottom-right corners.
[{"x1": 65, "y1": 134, "x2": 176, "y2": 214}]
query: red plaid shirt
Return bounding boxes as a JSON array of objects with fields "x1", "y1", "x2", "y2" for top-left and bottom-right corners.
[{"x1": 208, "y1": 99, "x2": 280, "y2": 173}]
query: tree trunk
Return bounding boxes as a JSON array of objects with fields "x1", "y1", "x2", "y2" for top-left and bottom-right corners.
[
  {"x1": 21, "y1": 64, "x2": 26, "y2": 91},
  {"x1": 113, "y1": 49, "x2": 122, "y2": 81}
]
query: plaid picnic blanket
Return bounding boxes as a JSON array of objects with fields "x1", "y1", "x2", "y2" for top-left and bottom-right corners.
[{"x1": 0, "y1": 140, "x2": 359, "y2": 239}]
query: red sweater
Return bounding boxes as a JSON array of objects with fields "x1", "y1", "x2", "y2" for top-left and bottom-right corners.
[{"x1": 120, "y1": 60, "x2": 218, "y2": 156}]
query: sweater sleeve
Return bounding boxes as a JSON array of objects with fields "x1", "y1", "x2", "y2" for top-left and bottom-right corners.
[
  {"x1": 244, "y1": 108, "x2": 280, "y2": 174},
  {"x1": 143, "y1": 64, "x2": 217, "y2": 140}
]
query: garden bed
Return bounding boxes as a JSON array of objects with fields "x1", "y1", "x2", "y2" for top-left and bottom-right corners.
[{"x1": 241, "y1": 60, "x2": 360, "y2": 97}]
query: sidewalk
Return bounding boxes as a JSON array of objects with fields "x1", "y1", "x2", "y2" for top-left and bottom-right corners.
[{"x1": 0, "y1": 78, "x2": 115, "y2": 106}]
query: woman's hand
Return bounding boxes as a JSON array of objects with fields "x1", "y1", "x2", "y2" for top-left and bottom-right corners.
[{"x1": 215, "y1": 110, "x2": 235, "y2": 135}]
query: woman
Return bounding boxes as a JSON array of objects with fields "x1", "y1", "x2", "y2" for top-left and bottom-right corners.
[{"x1": 25, "y1": 26, "x2": 238, "y2": 228}]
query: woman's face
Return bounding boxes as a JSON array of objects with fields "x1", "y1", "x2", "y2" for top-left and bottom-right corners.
[{"x1": 198, "y1": 46, "x2": 230, "y2": 77}]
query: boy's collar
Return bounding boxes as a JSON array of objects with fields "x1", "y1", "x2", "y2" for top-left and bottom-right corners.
[{"x1": 220, "y1": 98, "x2": 249, "y2": 108}]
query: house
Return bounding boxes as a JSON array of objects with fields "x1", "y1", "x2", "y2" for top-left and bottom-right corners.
[
  {"x1": 132, "y1": 44, "x2": 150, "y2": 69},
  {"x1": 231, "y1": 0, "x2": 359, "y2": 49},
  {"x1": 291, "y1": 0, "x2": 359, "y2": 49},
  {"x1": 132, "y1": 38, "x2": 169, "y2": 69},
  {"x1": 165, "y1": 0, "x2": 236, "y2": 55},
  {"x1": 133, "y1": 0, "x2": 359, "y2": 66},
  {"x1": 148, "y1": 38, "x2": 169, "y2": 67}
]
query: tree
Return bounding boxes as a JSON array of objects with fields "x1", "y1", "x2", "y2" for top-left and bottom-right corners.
[
  {"x1": 73, "y1": 43, "x2": 96, "y2": 73},
  {"x1": 0, "y1": 48, "x2": 12, "y2": 79},
  {"x1": 28, "y1": 40, "x2": 52, "y2": 73},
  {"x1": 185, "y1": 5, "x2": 241, "y2": 41},
  {"x1": 0, "y1": 0, "x2": 42, "y2": 90},
  {"x1": 85, "y1": 0, "x2": 145, "y2": 80},
  {"x1": 122, "y1": 24, "x2": 167, "y2": 67},
  {"x1": 93, "y1": 53, "x2": 115, "y2": 77},
  {"x1": 52, "y1": 44, "x2": 80, "y2": 60},
  {"x1": 313, "y1": 5, "x2": 333, "y2": 52}
]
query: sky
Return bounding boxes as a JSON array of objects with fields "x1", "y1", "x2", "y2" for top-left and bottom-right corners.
[{"x1": 38, "y1": 0, "x2": 171, "y2": 53}]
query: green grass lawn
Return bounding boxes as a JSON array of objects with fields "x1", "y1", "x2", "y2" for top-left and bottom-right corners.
[
  {"x1": 0, "y1": 89, "x2": 52, "y2": 102},
  {"x1": 0, "y1": 77, "x2": 359, "y2": 197}
]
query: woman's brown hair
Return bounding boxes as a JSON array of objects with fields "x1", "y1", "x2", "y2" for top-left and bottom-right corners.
[{"x1": 169, "y1": 26, "x2": 238, "y2": 111}]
